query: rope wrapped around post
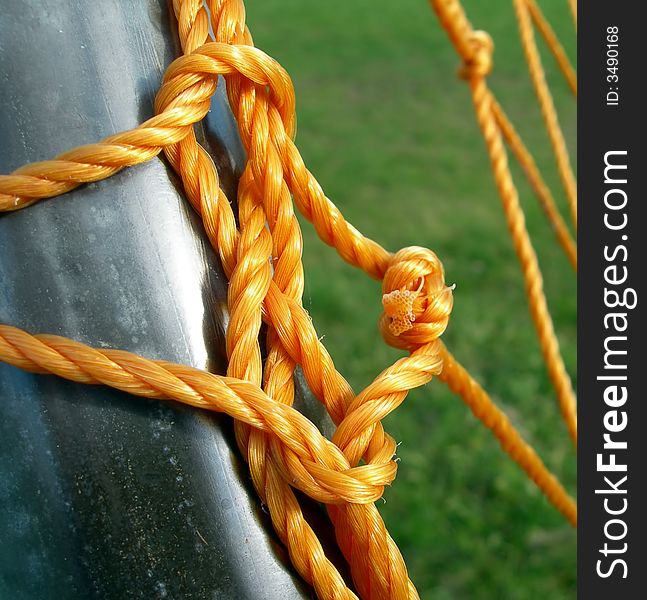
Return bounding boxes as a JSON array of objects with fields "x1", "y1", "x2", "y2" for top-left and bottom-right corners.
[{"x1": 0, "y1": 0, "x2": 577, "y2": 598}]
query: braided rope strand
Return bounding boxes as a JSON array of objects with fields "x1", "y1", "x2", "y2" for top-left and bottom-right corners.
[
  {"x1": 438, "y1": 343, "x2": 576, "y2": 525},
  {"x1": 513, "y1": 0, "x2": 577, "y2": 229},
  {"x1": 0, "y1": 0, "x2": 577, "y2": 598},
  {"x1": 526, "y1": 0, "x2": 577, "y2": 96},
  {"x1": 491, "y1": 97, "x2": 577, "y2": 270},
  {"x1": 469, "y1": 73, "x2": 577, "y2": 443},
  {"x1": 430, "y1": 0, "x2": 577, "y2": 444}
]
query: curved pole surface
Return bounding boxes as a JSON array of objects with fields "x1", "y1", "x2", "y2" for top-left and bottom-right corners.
[{"x1": 0, "y1": 1, "x2": 335, "y2": 598}]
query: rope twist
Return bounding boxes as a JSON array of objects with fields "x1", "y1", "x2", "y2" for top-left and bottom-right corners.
[
  {"x1": 0, "y1": 0, "x2": 577, "y2": 598},
  {"x1": 458, "y1": 30, "x2": 494, "y2": 80},
  {"x1": 380, "y1": 246, "x2": 453, "y2": 351}
]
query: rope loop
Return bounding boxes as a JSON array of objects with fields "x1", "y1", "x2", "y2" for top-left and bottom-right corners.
[
  {"x1": 458, "y1": 30, "x2": 494, "y2": 80},
  {"x1": 0, "y1": 0, "x2": 579, "y2": 595},
  {"x1": 379, "y1": 246, "x2": 453, "y2": 351}
]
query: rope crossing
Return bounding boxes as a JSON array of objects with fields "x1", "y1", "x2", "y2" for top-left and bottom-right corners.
[
  {"x1": 431, "y1": 0, "x2": 578, "y2": 443},
  {"x1": 0, "y1": 1, "x2": 577, "y2": 598}
]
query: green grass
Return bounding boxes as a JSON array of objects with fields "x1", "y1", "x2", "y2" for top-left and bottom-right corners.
[{"x1": 245, "y1": 1, "x2": 576, "y2": 597}]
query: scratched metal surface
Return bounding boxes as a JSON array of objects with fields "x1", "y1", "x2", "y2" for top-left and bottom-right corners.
[{"x1": 0, "y1": 0, "x2": 335, "y2": 598}]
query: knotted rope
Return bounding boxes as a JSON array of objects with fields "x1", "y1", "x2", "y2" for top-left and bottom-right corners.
[
  {"x1": 431, "y1": 0, "x2": 577, "y2": 445},
  {"x1": 0, "y1": 0, "x2": 576, "y2": 598}
]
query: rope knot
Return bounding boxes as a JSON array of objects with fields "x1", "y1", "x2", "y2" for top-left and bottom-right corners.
[
  {"x1": 380, "y1": 246, "x2": 454, "y2": 351},
  {"x1": 458, "y1": 30, "x2": 494, "y2": 80}
]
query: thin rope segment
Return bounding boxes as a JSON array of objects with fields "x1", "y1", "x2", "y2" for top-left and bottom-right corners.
[
  {"x1": 491, "y1": 97, "x2": 577, "y2": 270},
  {"x1": 208, "y1": 5, "x2": 393, "y2": 282},
  {"x1": 429, "y1": 0, "x2": 576, "y2": 263},
  {"x1": 438, "y1": 343, "x2": 576, "y2": 525},
  {"x1": 470, "y1": 72, "x2": 577, "y2": 443},
  {"x1": 430, "y1": 0, "x2": 577, "y2": 444},
  {"x1": 526, "y1": 0, "x2": 577, "y2": 96},
  {"x1": 513, "y1": 0, "x2": 577, "y2": 229},
  {"x1": 568, "y1": 0, "x2": 577, "y2": 29},
  {"x1": 0, "y1": 0, "x2": 578, "y2": 598}
]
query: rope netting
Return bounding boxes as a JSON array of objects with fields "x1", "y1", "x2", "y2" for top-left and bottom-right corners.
[{"x1": 0, "y1": 0, "x2": 576, "y2": 598}]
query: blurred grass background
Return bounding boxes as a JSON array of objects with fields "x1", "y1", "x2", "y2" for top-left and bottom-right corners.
[{"x1": 245, "y1": 0, "x2": 576, "y2": 597}]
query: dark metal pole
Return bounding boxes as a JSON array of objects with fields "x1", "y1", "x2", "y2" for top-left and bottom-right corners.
[{"x1": 0, "y1": 1, "x2": 333, "y2": 597}]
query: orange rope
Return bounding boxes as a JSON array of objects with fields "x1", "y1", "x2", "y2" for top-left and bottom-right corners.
[
  {"x1": 491, "y1": 97, "x2": 577, "y2": 270},
  {"x1": 471, "y1": 66, "x2": 579, "y2": 442},
  {"x1": 513, "y1": 0, "x2": 578, "y2": 229},
  {"x1": 0, "y1": 0, "x2": 576, "y2": 598},
  {"x1": 170, "y1": 5, "x2": 362, "y2": 596},
  {"x1": 438, "y1": 344, "x2": 576, "y2": 525},
  {"x1": 381, "y1": 301, "x2": 577, "y2": 530},
  {"x1": 526, "y1": 0, "x2": 577, "y2": 96},
  {"x1": 430, "y1": 0, "x2": 577, "y2": 445},
  {"x1": 568, "y1": 0, "x2": 577, "y2": 29},
  {"x1": 0, "y1": 325, "x2": 395, "y2": 507}
]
